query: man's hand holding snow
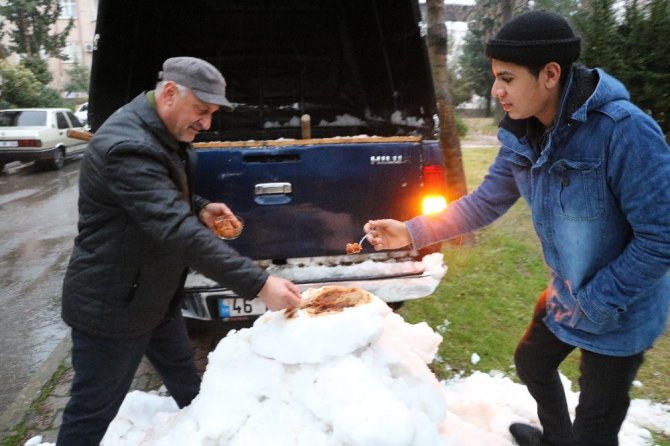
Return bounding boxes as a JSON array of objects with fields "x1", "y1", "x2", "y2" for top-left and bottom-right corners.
[{"x1": 258, "y1": 276, "x2": 302, "y2": 311}]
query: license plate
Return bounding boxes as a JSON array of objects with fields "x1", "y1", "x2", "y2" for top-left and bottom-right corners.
[
  {"x1": 0, "y1": 141, "x2": 17, "y2": 147},
  {"x1": 218, "y1": 297, "x2": 267, "y2": 319}
]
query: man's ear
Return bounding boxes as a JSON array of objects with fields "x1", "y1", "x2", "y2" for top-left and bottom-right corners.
[
  {"x1": 544, "y1": 62, "x2": 562, "y2": 89},
  {"x1": 164, "y1": 81, "x2": 178, "y2": 98},
  {"x1": 156, "y1": 81, "x2": 179, "y2": 109}
]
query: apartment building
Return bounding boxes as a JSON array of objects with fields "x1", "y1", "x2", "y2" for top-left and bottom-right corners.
[
  {"x1": 50, "y1": 0, "x2": 98, "y2": 95},
  {"x1": 1, "y1": 0, "x2": 98, "y2": 97}
]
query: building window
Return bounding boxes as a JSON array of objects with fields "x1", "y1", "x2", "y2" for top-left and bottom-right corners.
[
  {"x1": 62, "y1": 42, "x2": 80, "y2": 62},
  {"x1": 59, "y1": 0, "x2": 77, "y2": 19}
]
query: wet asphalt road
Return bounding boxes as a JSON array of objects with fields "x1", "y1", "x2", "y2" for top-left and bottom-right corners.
[{"x1": 0, "y1": 158, "x2": 81, "y2": 411}]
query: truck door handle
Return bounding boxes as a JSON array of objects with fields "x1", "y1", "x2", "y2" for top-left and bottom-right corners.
[{"x1": 254, "y1": 182, "x2": 292, "y2": 195}]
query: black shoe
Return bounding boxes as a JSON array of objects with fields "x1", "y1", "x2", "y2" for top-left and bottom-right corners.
[{"x1": 509, "y1": 423, "x2": 544, "y2": 446}]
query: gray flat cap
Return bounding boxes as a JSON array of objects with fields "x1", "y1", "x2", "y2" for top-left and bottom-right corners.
[{"x1": 160, "y1": 56, "x2": 233, "y2": 111}]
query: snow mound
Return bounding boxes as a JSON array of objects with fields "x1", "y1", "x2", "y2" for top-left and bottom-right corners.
[
  {"x1": 25, "y1": 284, "x2": 667, "y2": 446},
  {"x1": 102, "y1": 286, "x2": 446, "y2": 446}
]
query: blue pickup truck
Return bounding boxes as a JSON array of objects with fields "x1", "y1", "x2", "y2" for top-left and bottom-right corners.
[{"x1": 88, "y1": 0, "x2": 448, "y2": 330}]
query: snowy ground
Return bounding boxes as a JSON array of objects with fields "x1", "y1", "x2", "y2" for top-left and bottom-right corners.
[{"x1": 27, "y1": 283, "x2": 670, "y2": 446}]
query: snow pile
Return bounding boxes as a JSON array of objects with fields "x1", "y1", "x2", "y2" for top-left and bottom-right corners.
[
  {"x1": 26, "y1": 285, "x2": 670, "y2": 446},
  {"x1": 103, "y1": 286, "x2": 446, "y2": 445},
  {"x1": 439, "y1": 371, "x2": 670, "y2": 446}
]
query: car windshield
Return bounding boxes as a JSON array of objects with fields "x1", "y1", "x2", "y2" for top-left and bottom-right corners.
[{"x1": 0, "y1": 110, "x2": 47, "y2": 127}]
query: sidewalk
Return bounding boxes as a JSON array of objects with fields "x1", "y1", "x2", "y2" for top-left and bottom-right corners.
[{"x1": 0, "y1": 334, "x2": 218, "y2": 445}]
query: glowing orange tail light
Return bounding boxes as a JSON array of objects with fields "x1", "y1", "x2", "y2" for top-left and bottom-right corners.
[{"x1": 422, "y1": 164, "x2": 447, "y2": 215}]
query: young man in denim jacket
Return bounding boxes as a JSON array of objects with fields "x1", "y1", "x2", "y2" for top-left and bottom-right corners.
[{"x1": 365, "y1": 10, "x2": 670, "y2": 446}]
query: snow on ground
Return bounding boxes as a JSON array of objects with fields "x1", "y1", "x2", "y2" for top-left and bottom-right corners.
[{"x1": 27, "y1": 283, "x2": 670, "y2": 446}]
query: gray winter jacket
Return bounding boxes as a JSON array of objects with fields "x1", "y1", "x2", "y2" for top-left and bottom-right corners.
[{"x1": 62, "y1": 93, "x2": 269, "y2": 339}]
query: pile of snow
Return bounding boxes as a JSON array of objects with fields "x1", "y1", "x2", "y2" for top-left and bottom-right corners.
[
  {"x1": 104, "y1": 286, "x2": 446, "y2": 445},
  {"x1": 27, "y1": 286, "x2": 670, "y2": 446}
]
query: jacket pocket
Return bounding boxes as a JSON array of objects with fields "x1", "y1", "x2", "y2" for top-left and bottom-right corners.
[
  {"x1": 549, "y1": 158, "x2": 604, "y2": 220},
  {"x1": 115, "y1": 269, "x2": 140, "y2": 307},
  {"x1": 568, "y1": 305, "x2": 621, "y2": 335},
  {"x1": 550, "y1": 291, "x2": 621, "y2": 335}
]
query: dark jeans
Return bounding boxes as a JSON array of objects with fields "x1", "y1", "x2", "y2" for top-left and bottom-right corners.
[
  {"x1": 56, "y1": 314, "x2": 201, "y2": 446},
  {"x1": 514, "y1": 291, "x2": 644, "y2": 446}
]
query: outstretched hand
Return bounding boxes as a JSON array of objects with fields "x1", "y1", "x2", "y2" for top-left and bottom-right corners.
[
  {"x1": 258, "y1": 276, "x2": 302, "y2": 311},
  {"x1": 199, "y1": 202, "x2": 235, "y2": 231},
  {"x1": 364, "y1": 219, "x2": 412, "y2": 251}
]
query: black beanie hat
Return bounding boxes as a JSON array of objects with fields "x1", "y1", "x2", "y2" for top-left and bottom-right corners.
[{"x1": 486, "y1": 10, "x2": 581, "y2": 66}]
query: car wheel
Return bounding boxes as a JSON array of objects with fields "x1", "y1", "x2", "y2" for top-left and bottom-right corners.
[{"x1": 48, "y1": 148, "x2": 65, "y2": 170}]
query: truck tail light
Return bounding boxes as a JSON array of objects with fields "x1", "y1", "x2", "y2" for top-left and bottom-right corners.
[
  {"x1": 18, "y1": 139, "x2": 42, "y2": 147},
  {"x1": 422, "y1": 164, "x2": 447, "y2": 215}
]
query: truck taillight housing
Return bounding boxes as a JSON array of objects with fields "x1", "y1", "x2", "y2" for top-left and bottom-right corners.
[
  {"x1": 18, "y1": 139, "x2": 42, "y2": 147},
  {"x1": 422, "y1": 164, "x2": 447, "y2": 215}
]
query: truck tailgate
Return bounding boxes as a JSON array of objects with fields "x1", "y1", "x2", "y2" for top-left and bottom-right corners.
[{"x1": 195, "y1": 138, "x2": 425, "y2": 260}]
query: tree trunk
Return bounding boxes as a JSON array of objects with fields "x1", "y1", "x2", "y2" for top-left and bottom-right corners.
[
  {"x1": 501, "y1": 0, "x2": 513, "y2": 23},
  {"x1": 426, "y1": 0, "x2": 475, "y2": 245}
]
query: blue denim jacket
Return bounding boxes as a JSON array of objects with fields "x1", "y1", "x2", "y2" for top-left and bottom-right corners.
[{"x1": 408, "y1": 67, "x2": 670, "y2": 356}]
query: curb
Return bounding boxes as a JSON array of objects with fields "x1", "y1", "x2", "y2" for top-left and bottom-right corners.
[{"x1": 0, "y1": 335, "x2": 71, "y2": 432}]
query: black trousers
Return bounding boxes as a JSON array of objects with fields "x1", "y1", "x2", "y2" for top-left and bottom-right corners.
[
  {"x1": 56, "y1": 314, "x2": 201, "y2": 446},
  {"x1": 514, "y1": 291, "x2": 644, "y2": 446}
]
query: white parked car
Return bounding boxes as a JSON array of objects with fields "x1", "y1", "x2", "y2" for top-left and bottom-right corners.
[
  {"x1": 0, "y1": 108, "x2": 88, "y2": 171},
  {"x1": 74, "y1": 102, "x2": 89, "y2": 127}
]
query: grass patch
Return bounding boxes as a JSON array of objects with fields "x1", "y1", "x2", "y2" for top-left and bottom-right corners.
[
  {"x1": 461, "y1": 116, "x2": 499, "y2": 138},
  {"x1": 399, "y1": 144, "x2": 670, "y2": 442}
]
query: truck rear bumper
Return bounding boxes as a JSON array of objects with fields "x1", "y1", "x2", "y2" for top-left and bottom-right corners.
[{"x1": 182, "y1": 252, "x2": 447, "y2": 322}]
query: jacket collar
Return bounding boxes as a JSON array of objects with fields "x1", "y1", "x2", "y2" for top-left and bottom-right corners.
[
  {"x1": 569, "y1": 67, "x2": 629, "y2": 122},
  {"x1": 130, "y1": 93, "x2": 190, "y2": 154}
]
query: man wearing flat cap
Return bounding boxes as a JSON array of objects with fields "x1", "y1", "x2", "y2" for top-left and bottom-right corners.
[
  {"x1": 56, "y1": 56, "x2": 302, "y2": 445},
  {"x1": 364, "y1": 10, "x2": 670, "y2": 446}
]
